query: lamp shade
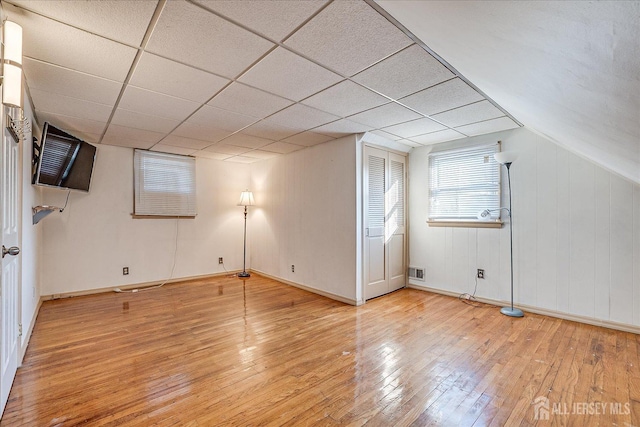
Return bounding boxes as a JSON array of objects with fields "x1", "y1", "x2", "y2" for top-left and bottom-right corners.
[
  {"x1": 237, "y1": 190, "x2": 255, "y2": 207},
  {"x1": 3, "y1": 21, "x2": 22, "y2": 65},
  {"x1": 2, "y1": 63, "x2": 22, "y2": 108},
  {"x1": 2, "y1": 21, "x2": 23, "y2": 108},
  {"x1": 494, "y1": 151, "x2": 517, "y2": 165}
]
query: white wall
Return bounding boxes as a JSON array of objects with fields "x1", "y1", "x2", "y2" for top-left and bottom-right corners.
[
  {"x1": 39, "y1": 144, "x2": 250, "y2": 295},
  {"x1": 409, "y1": 127, "x2": 640, "y2": 327},
  {"x1": 20, "y1": 94, "x2": 42, "y2": 350},
  {"x1": 250, "y1": 136, "x2": 359, "y2": 302}
]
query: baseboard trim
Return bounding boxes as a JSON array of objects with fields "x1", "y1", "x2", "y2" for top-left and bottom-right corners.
[
  {"x1": 408, "y1": 282, "x2": 640, "y2": 335},
  {"x1": 253, "y1": 270, "x2": 357, "y2": 306},
  {"x1": 19, "y1": 298, "x2": 42, "y2": 365},
  {"x1": 41, "y1": 270, "x2": 241, "y2": 301}
]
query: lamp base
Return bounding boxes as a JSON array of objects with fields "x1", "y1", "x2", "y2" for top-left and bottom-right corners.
[
  {"x1": 238, "y1": 271, "x2": 250, "y2": 278},
  {"x1": 501, "y1": 307, "x2": 524, "y2": 317}
]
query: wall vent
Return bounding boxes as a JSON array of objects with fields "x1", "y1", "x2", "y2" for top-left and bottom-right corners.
[{"x1": 408, "y1": 266, "x2": 425, "y2": 281}]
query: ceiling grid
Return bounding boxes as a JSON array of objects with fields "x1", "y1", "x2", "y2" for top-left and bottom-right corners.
[{"x1": 7, "y1": 0, "x2": 521, "y2": 163}]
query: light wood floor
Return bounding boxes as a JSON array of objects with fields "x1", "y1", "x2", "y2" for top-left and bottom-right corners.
[{"x1": 2, "y1": 274, "x2": 639, "y2": 426}]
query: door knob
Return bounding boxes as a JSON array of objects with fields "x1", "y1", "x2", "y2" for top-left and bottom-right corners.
[{"x1": 2, "y1": 245, "x2": 19, "y2": 258}]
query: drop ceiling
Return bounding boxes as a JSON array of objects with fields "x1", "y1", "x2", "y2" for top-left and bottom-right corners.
[{"x1": 5, "y1": 0, "x2": 520, "y2": 163}]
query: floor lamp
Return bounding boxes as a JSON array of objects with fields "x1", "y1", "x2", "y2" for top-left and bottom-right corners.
[
  {"x1": 237, "y1": 190, "x2": 255, "y2": 278},
  {"x1": 478, "y1": 151, "x2": 523, "y2": 318}
]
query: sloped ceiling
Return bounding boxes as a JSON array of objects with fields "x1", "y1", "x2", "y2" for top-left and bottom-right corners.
[
  {"x1": 376, "y1": 0, "x2": 640, "y2": 184},
  {"x1": 2, "y1": 0, "x2": 521, "y2": 164}
]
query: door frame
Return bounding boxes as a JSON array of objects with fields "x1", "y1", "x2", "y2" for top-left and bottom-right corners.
[
  {"x1": 0, "y1": 106, "x2": 23, "y2": 415},
  {"x1": 360, "y1": 142, "x2": 408, "y2": 303}
]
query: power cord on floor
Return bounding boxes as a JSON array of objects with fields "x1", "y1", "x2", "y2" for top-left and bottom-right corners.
[
  {"x1": 220, "y1": 261, "x2": 238, "y2": 278},
  {"x1": 114, "y1": 218, "x2": 179, "y2": 293},
  {"x1": 458, "y1": 275, "x2": 486, "y2": 307}
]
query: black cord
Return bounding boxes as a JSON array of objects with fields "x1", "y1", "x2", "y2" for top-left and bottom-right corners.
[{"x1": 59, "y1": 190, "x2": 71, "y2": 212}]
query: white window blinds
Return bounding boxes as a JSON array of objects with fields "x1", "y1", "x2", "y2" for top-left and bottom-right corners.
[
  {"x1": 134, "y1": 150, "x2": 197, "y2": 217},
  {"x1": 428, "y1": 144, "x2": 500, "y2": 221}
]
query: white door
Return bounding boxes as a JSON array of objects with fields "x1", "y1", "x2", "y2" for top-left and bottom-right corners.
[
  {"x1": 1, "y1": 113, "x2": 21, "y2": 414},
  {"x1": 364, "y1": 146, "x2": 406, "y2": 300}
]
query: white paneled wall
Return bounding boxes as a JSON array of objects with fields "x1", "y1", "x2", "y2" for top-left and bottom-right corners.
[
  {"x1": 40, "y1": 144, "x2": 250, "y2": 295},
  {"x1": 409, "y1": 127, "x2": 640, "y2": 328},
  {"x1": 250, "y1": 136, "x2": 358, "y2": 302}
]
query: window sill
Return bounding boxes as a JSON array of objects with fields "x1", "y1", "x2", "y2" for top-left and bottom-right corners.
[
  {"x1": 427, "y1": 220, "x2": 502, "y2": 229},
  {"x1": 131, "y1": 214, "x2": 197, "y2": 219}
]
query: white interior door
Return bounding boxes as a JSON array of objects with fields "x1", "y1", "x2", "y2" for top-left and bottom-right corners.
[
  {"x1": 1, "y1": 114, "x2": 21, "y2": 415},
  {"x1": 364, "y1": 146, "x2": 406, "y2": 300}
]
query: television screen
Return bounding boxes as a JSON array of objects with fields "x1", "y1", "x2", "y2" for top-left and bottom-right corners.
[{"x1": 34, "y1": 122, "x2": 96, "y2": 192}]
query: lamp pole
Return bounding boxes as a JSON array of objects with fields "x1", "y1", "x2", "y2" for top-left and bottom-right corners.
[
  {"x1": 237, "y1": 190, "x2": 254, "y2": 278},
  {"x1": 239, "y1": 205, "x2": 249, "y2": 278},
  {"x1": 500, "y1": 161, "x2": 523, "y2": 317}
]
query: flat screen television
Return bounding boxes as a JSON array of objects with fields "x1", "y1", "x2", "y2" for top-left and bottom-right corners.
[{"x1": 34, "y1": 122, "x2": 96, "y2": 192}]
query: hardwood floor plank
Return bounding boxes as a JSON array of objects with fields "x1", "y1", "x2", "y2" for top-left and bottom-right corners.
[{"x1": 1, "y1": 275, "x2": 637, "y2": 426}]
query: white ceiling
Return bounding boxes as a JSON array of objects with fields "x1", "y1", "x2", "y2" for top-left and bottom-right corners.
[
  {"x1": 5, "y1": 0, "x2": 521, "y2": 163},
  {"x1": 377, "y1": 0, "x2": 640, "y2": 184}
]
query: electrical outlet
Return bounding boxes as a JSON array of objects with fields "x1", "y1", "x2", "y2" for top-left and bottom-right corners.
[
  {"x1": 218, "y1": 257, "x2": 223, "y2": 264},
  {"x1": 123, "y1": 267, "x2": 129, "y2": 275},
  {"x1": 477, "y1": 268, "x2": 484, "y2": 279},
  {"x1": 291, "y1": 265, "x2": 295, "y2": 273}
]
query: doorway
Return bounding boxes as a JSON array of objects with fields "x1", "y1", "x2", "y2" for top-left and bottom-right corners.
[
  {"x1": 1, "y1": 111, "x2": 22, "y2": 414},
  {"x1": 363, "y1": 145, "x2": 406, "y2": 300}
]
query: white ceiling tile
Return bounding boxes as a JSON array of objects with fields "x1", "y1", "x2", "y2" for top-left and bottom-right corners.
[
  {"x1": 348, "y1": 103, "x2": 422, "y2": 128},
  {"x1": 204, "y1": 144, "x2": 251, "y2": 156},
  {"x1": 23, "y1": 58, "x2": 122, "y2": 105},
  {"x1": 382, "y1": 117, "x2": 447, "y2": 138},
  {"x1": 193, "y1": 0, "x2": 328, "y2": 42},
  {"x1": 409, "y1": 129, "x2": 467, "y2": 145},
  {"x1": 241, "y1": 150, "x2": 279, "y2": 159},
  {"x1": 369, "y1": 130, "x2": 404, "y2": 141},
  {"x1": 161, "y1": 135, "x2": 213, "y2": 150},
  {"x1": 101, "y1": 124, "x2": 165, "y2": 148},
  {"x1": 130, "y1": 53, "x2": 230, "y2": 104},
  {"x1": 30, "y1": 88, "x2": 113, "y2": 122},
  {"x1": 194, "y1": 151, "x2": 232, "y2": 161},
  {"x1": 219, "y1": 134, "x2": 273, "y2": 149},
  {"x1": 352, "y1": 44, "x2": 455, "y2": 99},
  {"x1": 5, "y1": 3, "x2": 137, "y2": 82},
  {"x1": 146, "y1": 0, "x2": 274, "y2": 78},
  {"x1": 224, "y1": 155, "x2": 262, "y2": 164},
  {"x1": 119, "y1": 86, "x2": 200, "y2": 121},
  {"x1": 208, "y1": 83, "x2": 293, "y2": 118},
  {"x1": 171, "y1": 122, "x2": 233, "y2": 143},
  {"x1": 35, "y1": 111, "x2": 107, "y2": 138},
  {"x1": 238, "y1": 47, "x2": 342, "y2": 101},
  {"x1": 283, "y1": 131, "x2": 334, "y2": 147},
  {"x1": 241, "y1": 121, "x2": 301, "y2": 141},
  {"x1": 399, "y1": 78, "x2": 485, "y2": 116},
  {"x1": 261, "y1": 141, "x2": 305, "y2": 154},
  {"x1": 150, "y1": 144, "x2": 197, "y2": 156},
  {"x1": 396, "y1": 139, "x2": 423, "y2": 148},
  {"x1": 111, "y1": 109, "x2": 181, "y2": 134},
  {"x1": 284, "y1": 0, "x2": 412, "y2": 76},
  {"x1": 10, "y1": 0, "x2": 157, "y2": 46},
  {"x1": 455, "y1": 117, "x2": 520, "y2": 136},
  {"x1": 301, "y1": 80, "x2": 389, "y2": 117},
  {"x1": 311, "y1": 119, "x2": 373, "y2": 138},
  {"x1": 189, "y1": 105, "x2": 258, "y2": 132},
  {"x1": 430, "y1": 100, "x2": 504, "y2": 127},
  {"x1": 34, "y1": 115, "x2": 102, "y2": 144},
  {"x1": 265, "y1": 104, "x2": 339, "y2": 129}
]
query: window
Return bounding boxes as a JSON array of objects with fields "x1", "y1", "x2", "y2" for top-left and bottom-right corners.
[
  {"x1": 428, "y1": 144, "x2": 500, "y2": 224},
  {"x1": 133, "y1": 150, "x2": 196, "y2": 217}
]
